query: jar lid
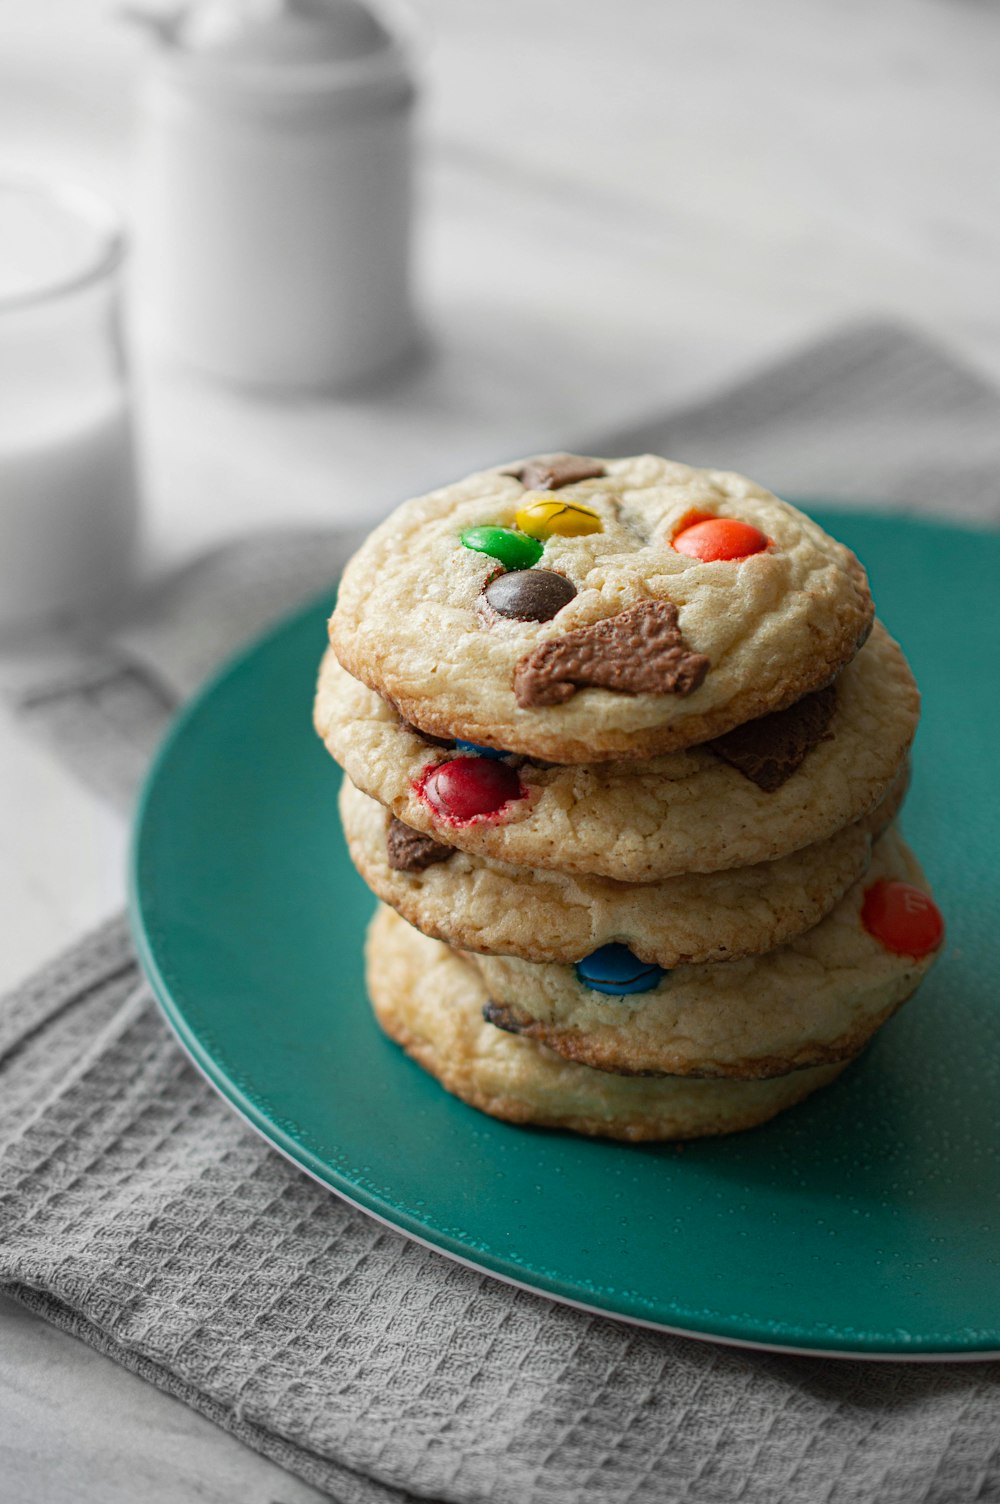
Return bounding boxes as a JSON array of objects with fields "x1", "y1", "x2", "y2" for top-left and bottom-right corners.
[
  {"x1": 142, "y1": 0, "x2": 418, "y2": 112},
  {"x1": 176, "y1": 0, "x2": 391, "y2": 66}
]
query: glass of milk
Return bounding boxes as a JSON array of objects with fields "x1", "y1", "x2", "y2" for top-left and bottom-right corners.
[{"x1": 0, "y1": 177, "x2": 138, "y2": 637}]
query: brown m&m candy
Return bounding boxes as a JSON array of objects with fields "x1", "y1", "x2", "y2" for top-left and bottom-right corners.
[{"x1": 483, "y1": 569, "x2": 577, "y2": 622}]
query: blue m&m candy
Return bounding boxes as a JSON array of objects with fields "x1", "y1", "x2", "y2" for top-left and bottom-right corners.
[
  {"x1": 574, "y1": 944, "x2": 666, "y2": 996},
  {"x1": 455, "y1": 740, "x2": 509, "y2": 760}
]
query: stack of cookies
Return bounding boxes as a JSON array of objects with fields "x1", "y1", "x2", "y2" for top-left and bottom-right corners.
[{"x1": 315, "y1": 454, "x2": 944, "y2": 1141}]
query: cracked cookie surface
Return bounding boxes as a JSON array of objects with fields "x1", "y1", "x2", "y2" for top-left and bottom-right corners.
[
  {"x1": 466, "y1": 830, "x2": 941, "y2": 1079},
  {"x1": 330, "y1": 455, "x2": 874, "y2": 762},
  {"x1": 366, "y1": 904, "x2": 850, "y2": 1142},
  {"x1": 315, "y1": 623, "x2": 918, "y2": 881},
  {"x1": 340, "y1": 775, "x2": 905, "y2": 967}
]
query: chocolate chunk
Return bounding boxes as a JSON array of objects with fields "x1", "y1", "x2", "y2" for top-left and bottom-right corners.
[
  {"x1": 483, "y1": 569, "x2": 577, "y2": 622},
  {"x1": 386, "y1": 817, "x2": 453, "y2": 872},
  {"x1": 513, "y1": 454, "x2": 606, "y2": 490},
  {"x1": 708, "y1": 683, "x2": 837, "y2": 791},
  {"x1": 512, "y1": 600, "x2": 709, "y2": 709},
  {"x1": 481, "y1": 1001, "x2": 522, "y2": 1035}
]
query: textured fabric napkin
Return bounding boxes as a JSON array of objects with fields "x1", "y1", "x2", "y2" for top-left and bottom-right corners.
[{"x1": 3, "y1": 321, "x2": 999, "y2": 1504}]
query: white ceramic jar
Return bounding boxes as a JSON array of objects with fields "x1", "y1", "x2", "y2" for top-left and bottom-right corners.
[{"x1": 133, "y1": 0, "x2": 418, "y2": 391}]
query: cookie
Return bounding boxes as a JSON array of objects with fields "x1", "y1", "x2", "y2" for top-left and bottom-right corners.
[
  {"x1": 467, "y1": 830, "x2": 943, "y2": 1079},
  {"x1": 366, "y1": 904, "x2": 850, "y2": 1142},
  {"x1": 340, "y1": 772, "x2": 906, "y2": 967},
  {"x1": 315, "y1": 622, "x2": 918, "y2": 881},
  {"x1": 329, "y1": 455, "x2": 874, "y2": 763}
]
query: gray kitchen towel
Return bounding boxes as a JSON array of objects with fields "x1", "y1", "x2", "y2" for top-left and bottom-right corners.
[
  {"x1": 595, "y1": 319, "x2": 1000, "y2": 520},
  {"x1": 2, "y1": 321, "x2": 999, "y2": 1504}
]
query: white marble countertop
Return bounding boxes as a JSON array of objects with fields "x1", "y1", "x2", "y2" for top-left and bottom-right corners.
[{"x1": 1, "y1": 0, "x2": 999, "y2": 1497}]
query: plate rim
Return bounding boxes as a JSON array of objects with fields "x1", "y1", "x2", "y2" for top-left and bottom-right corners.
[{"x1": 129, "y1": 506, "x2": 1000, "y2": 1362}]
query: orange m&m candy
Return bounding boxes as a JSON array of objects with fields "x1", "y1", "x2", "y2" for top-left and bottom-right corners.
[
  {"x1": 861, "y1": 881, "x2": 944, "y2": 958},
  {"x1": 672, "y1": 517, "x2": 769, "y2": 562}
]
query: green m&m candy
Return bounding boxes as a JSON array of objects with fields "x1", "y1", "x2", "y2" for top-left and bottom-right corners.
[{"x1": 460, "y1": 526, "x2": 543, "y2": 570}]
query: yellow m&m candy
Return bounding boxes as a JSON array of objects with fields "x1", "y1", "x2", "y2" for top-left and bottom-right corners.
[{"x1": 514, "y1": 495, "x2": 603, "y2": 540}]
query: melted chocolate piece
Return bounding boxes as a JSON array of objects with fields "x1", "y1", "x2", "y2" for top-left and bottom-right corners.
[
  {"x1": 512, "y1": 600, "x2": 709, "y2": 709},
  {"x1": 386, "y1": 817, "x2": 453, "y2": 872},
  {"x1": 481, "y1": 1001, "x2": 523, "y2": 1035},
  {"x1": 513, "y1": 454, "x2": 606, "y2": 490},
  {"x1": 708, "y1": 683, "x2": 837, "y2": 791},
  {"x1": 483, "y1": 569, "x2": 577, "y2": 622}
]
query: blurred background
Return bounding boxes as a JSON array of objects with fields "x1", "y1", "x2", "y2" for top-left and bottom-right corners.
[{"x1": 3, "y1": 0, "x2": 999, "y2": 565}]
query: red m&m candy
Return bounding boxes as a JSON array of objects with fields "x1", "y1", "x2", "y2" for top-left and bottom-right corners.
[
  {"x1": 672, "y1": 517, "x2": 769, "y2": 562},
  {"x1": 861, "y1": 881, "x2": 944, "y2": 958},
  {"x1": 418, "y1": 757, "x2": 524, "y2": 824}
]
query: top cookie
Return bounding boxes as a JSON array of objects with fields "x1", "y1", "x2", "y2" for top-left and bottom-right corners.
[{"x1": 330, "y1": 454, "x2": 874, "y2": 763}]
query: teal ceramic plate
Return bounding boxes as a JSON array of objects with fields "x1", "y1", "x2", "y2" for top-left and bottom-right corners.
[{"x1": 131, "y1": 509, "x2": 999, "y2": 1359}]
